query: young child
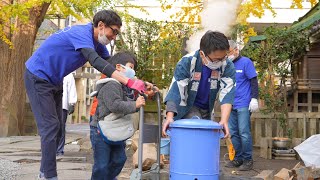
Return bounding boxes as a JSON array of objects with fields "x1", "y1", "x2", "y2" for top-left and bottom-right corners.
[{"x1": 90, "y1": 52, "x2": 145, "y2": 180}]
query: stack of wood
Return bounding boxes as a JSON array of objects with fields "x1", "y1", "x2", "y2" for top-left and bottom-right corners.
[{"x1": 253, "y1": 163, "x2": 320, "y2": 180}]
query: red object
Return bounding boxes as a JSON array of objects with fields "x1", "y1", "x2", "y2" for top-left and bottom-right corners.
[{"x1": 90, "y1": 74, "x2": 107, "y2": 116}]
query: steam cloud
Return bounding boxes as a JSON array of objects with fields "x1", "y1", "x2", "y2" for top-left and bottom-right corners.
[{"x1": 186, "y1": 0, "x2": 242, "y2": 53}]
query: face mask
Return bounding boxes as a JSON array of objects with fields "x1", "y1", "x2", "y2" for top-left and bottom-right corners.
[
  {"x1": 98, "y1": 28, "x2": 111, "y2": 45},
  {"x1": 203, "y1": 56, "x2": 223, "y2": 70},
  {"x1": 228, "y1": 55, "x2": 235, "y2": 61},
  {"x1": 120, "y1": 65, "x2": 136, "y2": 79}
]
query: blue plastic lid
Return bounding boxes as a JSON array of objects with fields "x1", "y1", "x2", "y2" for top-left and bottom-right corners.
[{"x1": 169, "y1": 118, "x2": 222, "y2": 130}]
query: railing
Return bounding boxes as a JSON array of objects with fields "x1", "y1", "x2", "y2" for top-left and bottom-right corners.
[
  {"x1": 291, "y1": 79, "x2": 320, "y2": 90},
  {"x1": 214, "y1": 112, "x2": 320, "y2": 147}
]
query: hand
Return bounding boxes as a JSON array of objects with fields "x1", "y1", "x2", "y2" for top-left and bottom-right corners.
[
  {"x1": 248, "y1": 98, "x2": 259, "y2": 112},
  {"x1": 135, "y1": 96, "x2": 146, "y2": 108},
  {"x1": 68, "y1": 104, "x2": 75, "y2": 115},
  {"x1": 219, "y1": 121, "x2": 230, "y2": 139},
  {"x1": 127, "y1": 79, "x2": 146, "y2": 94},
  {"x1": 162, "y1": 118, "x2": 174, "y2": 137},
  {"x1": 145, "y1": 83, "x2": 159, "y2": 98}
]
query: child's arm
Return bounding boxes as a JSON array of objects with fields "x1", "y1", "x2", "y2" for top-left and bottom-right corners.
[{"x1": 100, "y1": 81, "x2": 137, "y2": 114}]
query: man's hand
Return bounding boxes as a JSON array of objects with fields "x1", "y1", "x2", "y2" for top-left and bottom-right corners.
[
  {"x1": 219, "y1": 121, "x2": 230, "y2": 138},
  {"x1": 162, "y1": 118, "x2": 174, "y2": 137},
  {"x1": 248, "y1": 98, "x2": 259, "y2": 112},
  {"x1": 135, "y1": 96, "x2": 146, "y2": 108},
  {"x1": 68, "y1": 104, "x2": 75, "y2": 115},
  {"x1": 127, "y1": 79, "x2": 146, "y2": 94}
]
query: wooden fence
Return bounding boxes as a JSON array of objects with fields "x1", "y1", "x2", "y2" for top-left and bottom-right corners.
[{"x1": 215, "y1": 112, "x2": 320, "y2": 147}]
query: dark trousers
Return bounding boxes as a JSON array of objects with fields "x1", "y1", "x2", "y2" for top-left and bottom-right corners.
[
  {"x1": 57, "y1": 109, "x2": 68, "y2": 154},
  {"x1": 24, "y1": 69, "x2": 63, "y2": 178},
  {"x1": 90, "y1": 126, "x2": 127, "y2": 180}
]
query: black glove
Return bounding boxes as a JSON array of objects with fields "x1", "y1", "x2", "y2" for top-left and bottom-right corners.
[{"x1": 68, "y1": 104, "x2": 75, "y2": 115}]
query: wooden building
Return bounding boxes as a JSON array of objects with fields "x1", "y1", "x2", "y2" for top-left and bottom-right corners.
[{"x1": 290, "y1": 3, "x2": 320, "y2": 112}]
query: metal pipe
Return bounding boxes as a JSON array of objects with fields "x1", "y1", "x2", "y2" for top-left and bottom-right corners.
[
  {"x1": 138, "y1": 105, "x2": 144, "y2": 176},
  {"x1": 156, "y1": 92, "x2": 161, "y2": 173}
]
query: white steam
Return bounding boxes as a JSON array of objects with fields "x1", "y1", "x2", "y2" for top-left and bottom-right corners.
[{"x1": 186, "y1": 0, "x2": 242, "y2": 53}]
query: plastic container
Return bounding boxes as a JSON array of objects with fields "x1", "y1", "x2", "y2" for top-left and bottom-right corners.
[
  {"x1": 169, "y1": 118, "x2": 222, "y2": 180},
  {"x1": 160, "y1": 138, "x2": 170, "y2": 155}
]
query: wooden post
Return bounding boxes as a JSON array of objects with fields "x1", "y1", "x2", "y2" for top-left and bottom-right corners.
[
  {"x1": 265, "y1": 118, "x2": 273, "y2": 138},
  {"x1": 298, "y1": 118, "x2": 304, "y2": 138},
  {"x1": 308, "y1": 90, "x2": 312, "y2": 112},
  {"x1": 310, "y1": 118, "x2": 317, "y2": 136},
  {"x1": 255, "y1": 119, "x2": 262, "y2": 147},
  {"x1": 288, "y1": 118, "x2": 296, "y2": 138},
  {"x1": 294, "y1": 91, "x2": 298, "y2": 112}
]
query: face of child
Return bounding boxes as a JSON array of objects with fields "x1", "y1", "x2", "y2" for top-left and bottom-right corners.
[
  {"x1": 116, "y1": 62, "x2": 135, "y2": 72},
  {"x1": 116, "y1": 62, "x2": 135, "y2": 79}
]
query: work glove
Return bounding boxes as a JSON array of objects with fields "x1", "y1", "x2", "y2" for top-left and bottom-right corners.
[
  {"x1": 248, "y1": 98, "x2": 259, "y2": 112},
  {"x1": 127, "y1": 79, "x2": 146, "y2": 94},
  {"x1": 68, "y1": 104, "x2": 75, "y2": 115}
]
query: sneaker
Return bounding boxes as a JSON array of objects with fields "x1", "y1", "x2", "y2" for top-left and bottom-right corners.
[
  {"x1": 239, "y1": 160, "x2": 253, "y2": 171},
  {"x1": 37, "y1": 174, "x2": 58, "y2": 180},
  {"x1": 225, "y1": 160, "x2": 243, "y2": 168}
]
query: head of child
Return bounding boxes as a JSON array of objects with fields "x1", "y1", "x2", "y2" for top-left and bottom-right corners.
[{"x1": 110, "y1": 52, "x2": 137, "y2": 79}]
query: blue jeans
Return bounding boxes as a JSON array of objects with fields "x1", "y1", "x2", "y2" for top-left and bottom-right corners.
[
  {"x1": 228, "y1": 107, "x2": 253, "y2": 160},
  {"x1": 24, "y1": 69, "x2": 63, "y2": 178},
  {"x1": 90, "y1": 126, "x2": 126, "y2": 180},
  {"x1": 57, "y1": 109, "x2": 68, "y2": 154}
]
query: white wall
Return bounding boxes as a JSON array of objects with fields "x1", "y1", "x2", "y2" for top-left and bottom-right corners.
[{"x1": 247, "y1": 0, "x2": 312, "y2": 24}]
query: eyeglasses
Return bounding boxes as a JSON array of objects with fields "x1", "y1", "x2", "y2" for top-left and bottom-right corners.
[
  {"x1": 107, "y1": 25, "x2": 120, "y2": 36},
  {"x1": 205, "y1": 54, "x2": 228, "y2": 63}
]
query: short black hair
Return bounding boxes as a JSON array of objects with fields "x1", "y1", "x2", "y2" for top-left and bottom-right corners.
[
  {"x1": 200, "y1": 31, "x2": 229, "y2": 55},
  {"x1": 93, "y1": 10, "x2": 122, "y2": 28},
  {"x1": 109, "y1": 51, "x2": 137, "y2": 70}
]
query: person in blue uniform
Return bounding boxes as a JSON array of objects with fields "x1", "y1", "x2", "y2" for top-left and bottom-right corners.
[
  {"x1": 24, "y1": 10, "x2": 146, "y2": 180},
  {"x1": 225, "y1": 40, "x2": 259, "y2": 171}
]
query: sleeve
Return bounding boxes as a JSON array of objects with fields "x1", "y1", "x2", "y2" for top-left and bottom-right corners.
[
  {"x1": 102, "y1": 82, "x2": 136, "y2": 114},
  {"x1": 219, "y1": 60, "x2": 236, "y2": 105},
  {"x1": 96, "y1": 44, "x2": 110, "y2": 60},
  {"x1": 81, "y1": 48, "x2": 116, "y2": 77},
  {"x1": 68, "y1": 74, "x2": 77, "y2": 104},
  {"x1": 245, "y1": 59, "x2": 258, "y2": 79},
  {"x1": 250, "y1": 77, "x2": 259, "y2": 99},
  {"x1": 67, "y1": 27, "x2": 95, "y2": 51},
  {"x1": 164, "y1": 57, "x2": 191, "y2": 114}
]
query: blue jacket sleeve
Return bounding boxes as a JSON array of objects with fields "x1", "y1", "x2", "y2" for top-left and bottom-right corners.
[
  {"x1": 164, "y1": 57, "x2": 191, "y2": 113},
  {"x1": 219, "y1": 60, "x2": 236, "y2": 105}
]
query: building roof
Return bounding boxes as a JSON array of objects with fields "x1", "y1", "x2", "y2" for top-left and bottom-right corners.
[{"x1": 290, "y1": 2, "x2": 320, "y2": 31}]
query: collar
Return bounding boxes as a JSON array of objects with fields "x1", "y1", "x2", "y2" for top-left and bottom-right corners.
[{"x1": 232, "y1": 55, "x2": 242, "y2": 63}]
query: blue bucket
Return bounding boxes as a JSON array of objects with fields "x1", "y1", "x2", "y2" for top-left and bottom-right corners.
[{"x1": 160, "y1": 138, "x2": 170, "y2": 155}]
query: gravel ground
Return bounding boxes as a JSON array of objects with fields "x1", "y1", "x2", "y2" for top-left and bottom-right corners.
[{"x1": 0, "y1": 158, "x2": 21, "y2": 180}]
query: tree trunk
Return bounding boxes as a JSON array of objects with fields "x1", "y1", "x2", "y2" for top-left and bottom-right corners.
[{"x1": 0, "y1": 1, "x2": 50, "y2": 136}]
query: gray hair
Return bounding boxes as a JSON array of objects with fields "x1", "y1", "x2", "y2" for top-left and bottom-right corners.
[{"x1": 228, "y1": 40, "x2": 238, "y2": 49}]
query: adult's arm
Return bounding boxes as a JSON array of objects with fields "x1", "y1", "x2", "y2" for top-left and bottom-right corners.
[{"x1": 81, "y1": 48, "x2": 129, "y2": 85}]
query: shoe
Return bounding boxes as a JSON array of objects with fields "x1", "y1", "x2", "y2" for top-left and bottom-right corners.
[
  {"x1": 225, "y1": 159, "x2": 243, "y2": 168},
  {"x1": 239, "y1": 160, "x2": 253, "y2": 171},
  {"x1": 37, "y1": 173, "x2": 58, "y2": 180},
  {"x1": 56, "y1": 152, "x2": 64, "y2": 157}
]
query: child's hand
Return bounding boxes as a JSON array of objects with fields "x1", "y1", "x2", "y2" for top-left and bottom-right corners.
[{"x1": 136, "y1": 96, "x2": 146, "y2": 108}]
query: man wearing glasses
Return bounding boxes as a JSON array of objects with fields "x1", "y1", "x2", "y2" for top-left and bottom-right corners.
[
  {"x1": 162, "y1": 31, "x2": 236, "y2": 139},
  {"x1": 225, "y1": 40, "x2": 259, "y2": 171},
  {"x1": 24, "y1": 10, "x2": 146, "y2": 180}
]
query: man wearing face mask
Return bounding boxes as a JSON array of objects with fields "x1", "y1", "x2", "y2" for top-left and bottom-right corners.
[
  {"x1": 225, "y1": 40, "x2": 259, "y2": 171},
  {"x1": 24, "y1": 10, "x2": 147, "y2": 180},
  {"x1": 162, "y1": 31, "x2": 236, "y2": 139}
]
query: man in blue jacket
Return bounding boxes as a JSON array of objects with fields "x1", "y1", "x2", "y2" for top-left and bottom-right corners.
[
  {"x1": 162, "y1": 31, "x2": 236, "y2": 138},
  {"x1": 24, "y1": 10, "x2": 146, "y2": 180}
]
